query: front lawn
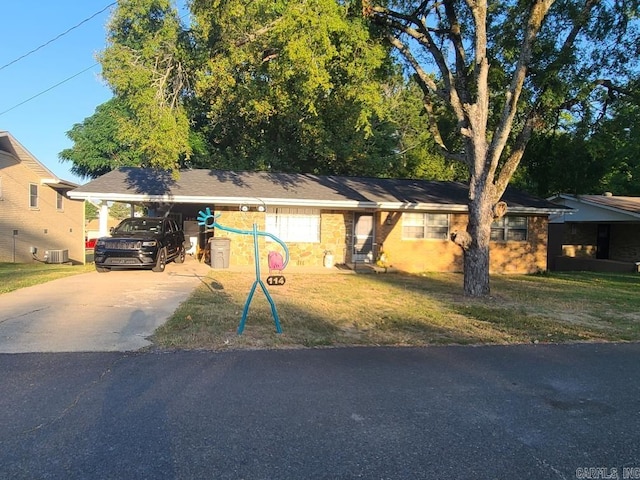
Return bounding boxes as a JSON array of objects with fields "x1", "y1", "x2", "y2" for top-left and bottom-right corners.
[
  {"x1": 152, "y1": 270, "x2": 640, "y2": 350},
  {"x1": 0, "y1": 262, "x2": 94, "y2": 294}
]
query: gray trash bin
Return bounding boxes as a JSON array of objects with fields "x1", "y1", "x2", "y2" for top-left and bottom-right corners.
[{"x1": 210, "y1": 237, "x2": 231, "y2": 268}]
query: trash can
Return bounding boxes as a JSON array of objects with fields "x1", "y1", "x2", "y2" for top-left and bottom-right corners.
[
  {"x1": 323, "y1": 250, "x2": 334, "y2": 268},
  {"x1": 210, "y1": 237, "x2": 231, "y2": 268}
]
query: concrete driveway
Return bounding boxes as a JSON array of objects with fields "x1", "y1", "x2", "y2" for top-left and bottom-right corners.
[{"x1": 0, "y1": 257, "x2": 211, "y2": 353}]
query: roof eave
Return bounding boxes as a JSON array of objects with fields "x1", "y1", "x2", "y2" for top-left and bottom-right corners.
[
  {"x1": 548, "y1": 194, "x2": 640, "y2": 219},
  {"x1": 68, "y1": 191, "x2": 561, "y2": 214}
]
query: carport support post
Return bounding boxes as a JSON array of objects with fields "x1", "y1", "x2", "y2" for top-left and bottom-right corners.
[{"x1": 98, "y1": 202, "x2": 110, "y2": 237}]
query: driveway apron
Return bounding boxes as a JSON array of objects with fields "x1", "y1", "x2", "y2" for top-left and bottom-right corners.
[{"x1": 0, "y1": 258, "x2": 211, "y2": 353}]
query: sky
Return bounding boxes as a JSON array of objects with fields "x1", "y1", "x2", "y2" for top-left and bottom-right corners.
[{"x1": 0, "y1": 2, "x2": 116, "y2": 185}]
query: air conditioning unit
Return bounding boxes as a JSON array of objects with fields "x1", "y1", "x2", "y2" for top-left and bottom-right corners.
[{"x1": 45, "y1": 249, "x2": 69, "y2": 264}]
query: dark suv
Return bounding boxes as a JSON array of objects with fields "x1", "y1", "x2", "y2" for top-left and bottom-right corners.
[{"x1": 94, "y1": 217, "x2": 186, "y2": 273}]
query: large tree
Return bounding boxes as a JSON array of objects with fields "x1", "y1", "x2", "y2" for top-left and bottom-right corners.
[
  {"x1": 365, "y1": 0, "x2": 640, "y2": 296},
  {"x1": 59, "y1": 99, "x2": 143, "y2": 178},
  {"x1": 187, "y1": 0, "x2": 397, "y2": 174},
  {"x1": 66, "y1": 0, "x2": 451, "y2": 179},
  {"x1": 98, "y1": 0, "x2": 193, "y2": 172}
]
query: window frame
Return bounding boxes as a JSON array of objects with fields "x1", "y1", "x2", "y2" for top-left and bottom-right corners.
[
  {"x1": 491, "y1": 215, "x2": 528, "y2": 242},
  {"x1": 402, "y1": 212, "x2": 450, "y2": 240},
  {"x1": 265, "y1": 207, "x2": 321, "y2": 243},
  {"x1": 56, "y1": 191, "x2": 64, "y2": 211},
  {"x1": 29, "y1": 183, "x2": 39, "y2": 209}
]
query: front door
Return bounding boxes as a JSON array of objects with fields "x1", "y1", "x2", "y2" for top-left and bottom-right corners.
[
  {"x1": 596, "y1": 224, "x2": 610, "y2": 259},
  {"x1": 353, "y1": 213, "x2": 374, "y2": 263}
]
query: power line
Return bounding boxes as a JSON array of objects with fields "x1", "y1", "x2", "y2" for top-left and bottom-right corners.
[
  {"x1": 0, "y1": 2, "x2": 116, "y2": 72},
  {"x1": 0, "y1": 64, "x2": 101, "y2": 117}
]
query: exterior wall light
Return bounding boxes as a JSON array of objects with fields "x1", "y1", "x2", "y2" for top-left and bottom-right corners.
[{"x1": 239, "y1": 204, "x2": 267, "y2": 212}]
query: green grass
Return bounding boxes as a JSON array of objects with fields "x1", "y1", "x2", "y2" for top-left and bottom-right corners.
[
  {"x1": 3, "y1": 262, "x2": 638, "y2": 350},
  {"x1": 152, "y1": 270, "x2": 640, "y2": 351},
  {"x1": 0, "y1": 262, "x2": 94, "y2": 294}
]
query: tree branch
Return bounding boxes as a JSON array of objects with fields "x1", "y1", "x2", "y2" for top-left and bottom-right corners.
[
  {"x1": 494, "y1": 109, "x2": 543, "y2": 199},
  {"x1": 487, "y1": 0, "x2": 555, "y2": 176}
]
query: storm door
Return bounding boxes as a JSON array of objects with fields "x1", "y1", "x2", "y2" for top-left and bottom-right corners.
[{"x1": 352, "y1": 213, "x2": 374, "y2": 263}]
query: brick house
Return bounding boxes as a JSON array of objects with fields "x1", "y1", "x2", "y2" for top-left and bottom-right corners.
[
  {"x1": 547, "y1": 193, "x2": 640, "y2": 272},
  {"x1": 69, "y1": 167, "x2": 566, "y2": 273},
  {"x1": 0, "y1": 131, "x2": 85, "y2": 264}
]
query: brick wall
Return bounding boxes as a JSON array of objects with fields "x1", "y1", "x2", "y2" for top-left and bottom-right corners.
[
  {"x1": 204, "y1": 207, "x2": 549, "y2": 274},
  {"x1": 558, "y1": 222, "x2": 640, "y2": 263},
  {"x1": 211, "y1": 208, "x2": 350, "y2": 269},
  {"x1": 376, "y1": 212, "x2": 465, "y2": 272},
  {"x1": 609, "y1": 223, "x2": 640, "y2": 262},
  {"x1": 490, "y1": 216, "x2": 548, "y2": 273},
  {"x1": 377, "y1": 212, "x2": 548, "y2": 274}
]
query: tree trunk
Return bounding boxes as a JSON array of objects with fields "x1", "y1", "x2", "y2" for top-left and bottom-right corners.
[{"x1": 463, "y1": 182, "x2": 494, "y2": 297}]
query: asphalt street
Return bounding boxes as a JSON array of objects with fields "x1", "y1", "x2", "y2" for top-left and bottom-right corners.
[{"x1": 2, "y1": 343, "x2": 639, "y2": 479}]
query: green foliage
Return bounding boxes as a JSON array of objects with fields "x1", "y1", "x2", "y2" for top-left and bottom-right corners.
[
  {"x1": 109, "y1": 202, "x2": 140, "y2": 220},
  {"x1": 368, "y1": 0, "x2": 640, "y2": 179},
  {"x1": 98, "y1": 0, "x2": 192, "y2": 171},
  {"x1": 189, "y1": 0, "x2": 399, "y2": 174},
  {"x1": 59, "y1": 99, "x2": 143, "y2": 179},
  {"x1": 517, "y1": 77, "x2": 640, "y2": 196},
  {"x1": 62, "y1": 0, "x2": 451, "y2": 180},
  {"x1": 588, "y1": 85, "x2": 640, "y2": 195},
  {"x1": 85, "y1": 201, "x2": 99, "y2": 222}
]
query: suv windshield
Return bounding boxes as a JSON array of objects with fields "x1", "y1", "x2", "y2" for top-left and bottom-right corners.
[{"x1": 114, "y1": 218, "x2": 163, "y2": 234}]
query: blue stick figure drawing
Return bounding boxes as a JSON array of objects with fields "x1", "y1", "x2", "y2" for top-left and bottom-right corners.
[{"x1": 197, "y1": 208, "x2": 289, "y2": 334}]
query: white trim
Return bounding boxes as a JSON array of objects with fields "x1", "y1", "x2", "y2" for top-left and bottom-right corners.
[{"x1": 68, "y1": 191, "x2": 562, "y2": 215}]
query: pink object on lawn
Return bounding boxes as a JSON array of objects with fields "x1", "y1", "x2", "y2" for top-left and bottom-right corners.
[{"x1": 268, "y1": 251, "x2": 284, "y2": 272}]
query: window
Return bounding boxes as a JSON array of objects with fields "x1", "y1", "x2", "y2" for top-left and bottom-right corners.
[
  {"x1": 402, "y1": 213, "x2": 449, "y2": 239},
  {"x1": 56, "y1": 191, "x2": 64, "y2": 210},
  {"x1": 29, "y1": 183, "x2": 38, "y2": 208},
  {"x1": 265, "y1": 208, "x2": 320, "y2": 243},
  {"x1": 491, "y1": 216, "x2": 528, "y2": 241}
]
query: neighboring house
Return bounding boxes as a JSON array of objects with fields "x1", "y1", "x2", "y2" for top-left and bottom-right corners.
[
  {"x1": 69, "y1": 167, "x2": 567, "y2": 274},
  {"x1": 547, "y1": 193, "x2": 640, "y2": 272},
  {"x1": 0, "y1": 131, "x2": 85, "y2": 264}
]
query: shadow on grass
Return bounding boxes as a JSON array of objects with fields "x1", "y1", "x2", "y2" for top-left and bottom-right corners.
[
  {"x1": 152, "y1": 271, "x2": 495, "y2": 350},
  {"x1": 360, "y1": 270, "x2": 640, "y2": 344},
  {"x1": 152, "y1": 270, "x2": 640, "y2": 351}
]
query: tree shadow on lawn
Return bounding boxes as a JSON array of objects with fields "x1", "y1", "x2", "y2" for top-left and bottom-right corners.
[
  {"x1": 359, "y1": 271, "x2": 630, "y2": 344},
  {"x1": 151, "y1": 272, "x2": 504, "y2": 351}
]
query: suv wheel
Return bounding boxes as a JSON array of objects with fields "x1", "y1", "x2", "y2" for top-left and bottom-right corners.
[
  {"x1": 152, "y1": 247, "x2": 167, "y2": 272},
  {"x1": 175, "y1": 246, "x2": 186, "y2": 264}
]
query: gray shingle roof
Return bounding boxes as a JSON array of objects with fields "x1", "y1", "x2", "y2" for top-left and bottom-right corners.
[
  {"x1": 70, "y1": 167, "x2": 565, "y2": 212},
  {"x1": 579, "y1": 195, "x2": 640, "y2": 215}
]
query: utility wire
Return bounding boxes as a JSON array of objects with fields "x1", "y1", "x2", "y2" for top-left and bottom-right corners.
[
  {"x1": 0, "y1": 64, "x2": 100, "y2": 117},
  {"x1": 0, "y1": 2, "x2": 116, "y2": 72}
]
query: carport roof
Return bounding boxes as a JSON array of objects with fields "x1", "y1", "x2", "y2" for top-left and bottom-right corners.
[
  {"x1": 69, "y1": 167, "x2": 567, "y2": 213},
  {"x1": 548, "y1": 193, "x2": 640, "y2": 221}
]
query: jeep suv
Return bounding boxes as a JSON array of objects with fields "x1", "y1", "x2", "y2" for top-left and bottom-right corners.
[{"x1": 94, "y1": 217, "x2": 186, "y2": 273}]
